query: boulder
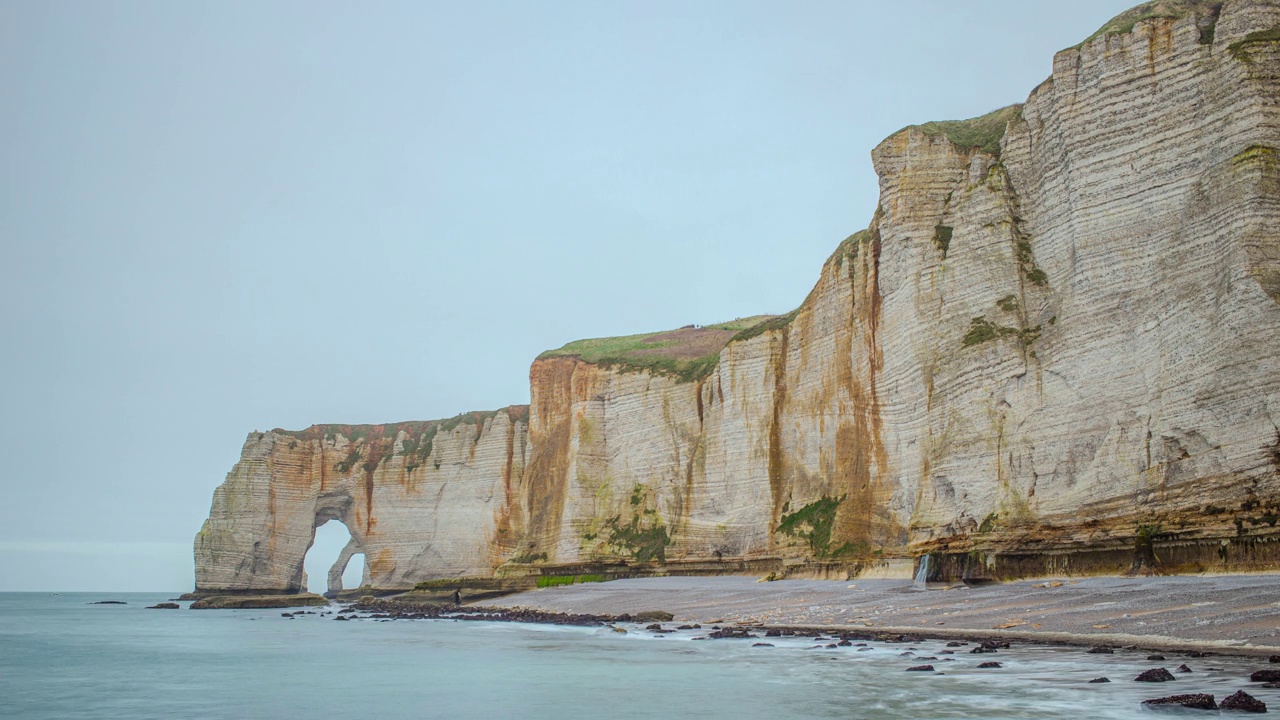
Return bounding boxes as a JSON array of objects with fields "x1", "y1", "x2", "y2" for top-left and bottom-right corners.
[
  {"x1": 906, "y1": 665, "x2": 935, "y2": 672},
  {"x1": 1142, "y1": 694, "x2": 1217, "y2": 710},
  {"x1": 1135, "y1": 668, "x2": 1177, "y2": 682},
  {"x1": 1251, "y1": 670, "x2": 1280, "y2": 683},
  {"x1": 1220, "y1": 691, "x2": 1267, "y2": 713},
  {"x1": 977, "y1": 662, "x2": 1002, "y2": 669},
  {"x1": 146, "y1": 603, "x2": 179, "y2": 609},
  {"x1": 1087, "y1": 647, "x2": 1114, "y2": 654},
  {"x1": 633, "y1": 611, "x2": 674, "y2": 622},
  {"x1": 1089, "y1": 678, "x2": 1111, "y2": 684}
]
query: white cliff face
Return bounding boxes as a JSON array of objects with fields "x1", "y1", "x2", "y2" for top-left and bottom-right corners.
[
  {"x1": 194, "y1": 410, "x2": 529, "y2": 593},
  {"x1": 515, "y1": 0, "x2": 1280, "y2": 575},
  {"x1": 195, "y1": 0, "x2": 1280, "y2": 591},
  {"x1": 905, "y1": 1, "x2": 1280, "y2": 563}
]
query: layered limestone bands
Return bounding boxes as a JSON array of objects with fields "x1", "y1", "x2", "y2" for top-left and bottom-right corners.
[
  {"x1": 196, "y1": 0, "x2": 1280, "y2": 590},
  {"x1": 193, "y1": 409, "x2": 530, "y2": 593}
]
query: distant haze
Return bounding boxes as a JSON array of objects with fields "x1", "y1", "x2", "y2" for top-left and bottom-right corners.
[{"x1": 0, "y1": 0, "x2": 1136, "y2": 591}]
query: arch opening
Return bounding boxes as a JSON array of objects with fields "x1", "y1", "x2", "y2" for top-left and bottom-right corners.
[{"x1": 303, "y1": 519, "x2": 366, "y2": 597}]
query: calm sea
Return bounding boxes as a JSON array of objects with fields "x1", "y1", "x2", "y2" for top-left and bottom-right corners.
[{"x1": 0, "y1": 592, "x2": 1271, "y2": 719}]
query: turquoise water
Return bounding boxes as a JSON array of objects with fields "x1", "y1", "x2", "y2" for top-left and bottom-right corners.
[{"x1": 1, "y1": 592, "x2": 1273, "y2": 719}]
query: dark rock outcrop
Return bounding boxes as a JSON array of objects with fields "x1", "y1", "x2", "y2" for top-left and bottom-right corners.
[
  {"x1": 634, "y1": 611, "x2": 674, "y2": 622},
  {"x1": 1220, "y1": 691, "x2": 1267, "y2": 713},
  {"x1": 1135, "y1": 668, "x2": 1177, "y2": 682},
  {"x1": 1142, "y1": 694, "x2": 1218, "y2": 710}
]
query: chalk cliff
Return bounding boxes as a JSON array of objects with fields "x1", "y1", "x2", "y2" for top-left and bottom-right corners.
[
  {"x1": 194, "y1": 409, "x2": 529, "y2": 593},
  {"x1": 195, "y1": 0, "x2": 1280, "y2": 592}
]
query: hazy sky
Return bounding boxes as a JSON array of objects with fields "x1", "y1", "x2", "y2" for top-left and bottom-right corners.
[{"x1": 0, "y1": 0, "x2": 1138, "y2": 591}]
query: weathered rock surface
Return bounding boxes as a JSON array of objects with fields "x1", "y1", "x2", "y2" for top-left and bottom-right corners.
[
  {"x1": 195, "y1": 0, "x2": 1280, "y2": 592},
  {"x1": 194, "y1": 409, "x2": 529, "y2": 593},
  {"x1": 1221, "y1": 690, "x2": 1268, "y2": 712},
  {"x1": 188, "y1": 594, "x2": 328, "y2": 610},
  {"x1": 1143, "y1": 694, "x2": 1218, "y2": 710},
  {"x1": 1136, "y1": 668, "x2": 1178, "y2": 682}
]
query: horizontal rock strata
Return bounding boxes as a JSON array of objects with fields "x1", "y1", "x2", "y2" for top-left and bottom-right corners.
[{"x1": 195, "y1": 0, "x2": 1280, "y2": 593}]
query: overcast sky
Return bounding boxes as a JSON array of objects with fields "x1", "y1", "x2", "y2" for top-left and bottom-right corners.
[{"x1": 0, "y1": 0, "x2": 1138, "y2": 591}]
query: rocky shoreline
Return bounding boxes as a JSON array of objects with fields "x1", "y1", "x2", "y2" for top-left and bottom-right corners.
[
  {"x1": 473, "y1": 575, "x2": 1280, "y2": 657},
  {"x1": 311, "y1": 598, "x2": 1280, "y2": 712}
]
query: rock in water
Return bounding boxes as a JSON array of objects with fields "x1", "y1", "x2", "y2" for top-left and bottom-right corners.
[
  {"x1": 634, "y1": 611, "x2": 674, "y2": 623},
  {"x1": 1087, "y1": 647, "x2": 1114, "y2": 655},
  {"x1": 1088, "y1": 678, "x2": 1111, "y2": 684},
  {"x1": 1142, "y1": 694, "x2": 1218, "y2": 710},
  {"x1": 906, "y1": 665, "x2": 935, "y2": 672},
  {"x1": 1177, "y1": 665, "x2": 1193, "y2": 673},
  {"x1": 1220, "y1": 691, "x2": 1267, "y2": 713},
  {"x1": 146, "y1": 603, "x2": 179, "y2": 609},
  {"x1": 1135, "y1": 668, "x2": 1177, "y2": 683},
  {"x1": 1252, "y1": 670, "x2": 1280, "y2": 683},
  {"x1": 977, "y1": 662, "x2": 1002, "y2": 669}
]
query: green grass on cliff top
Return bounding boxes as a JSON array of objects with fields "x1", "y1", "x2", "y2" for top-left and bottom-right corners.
[
  {"x1": 538, "y1": 316, "x2": 774, "y2": 383},
  {"x1": 910, "y1": 105, "x2": 1024, "y2": 156},
  {"x1": 272, "y1": 406, "x2": 530, "y2": 441},
  {"x1": 1076, "y1": 0, "x2": 1222, "y2": 47}
]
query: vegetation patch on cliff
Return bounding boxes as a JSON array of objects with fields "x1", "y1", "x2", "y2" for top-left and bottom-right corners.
[
  {"x1": 776, "y1": 495, "x2": 861, "y2": 558},
  {"x1": 962, "y1": 316, "x2": 1041, "y2": 349},
  {"x1": 271, "y1": 407, "x2": 529, "y2": 475},
  {"x1": 598, "y1": 485, "x2": 672, "y2": 562},
  {"x1": 1231, "y1": 25, "x2": 1280, "y2": 60},
  {"x1": 911, "y1": 105, "x2": 1023, "y2": 156},
  {"x1": 535, "y1": 574, "x2": 607, "y2": 588},
  {"x1": 1077, "y1": 1, "x2": 1223, "y2": 47},
  {"x1": 1008, "y1": 218, "x2": 1048, "y2": 289},
  {"x1": 539, "y1": 317, "x2": 772, "y2": 383},
  {"x1": 933, "y1": 225, "x2": 953, "y2": 258},
  {"x1": 602, "y1": 514, "x2": 671, "y2": 563},
  {"x1": 729, "y1": 309, "x2": 801, "y2": 344}
]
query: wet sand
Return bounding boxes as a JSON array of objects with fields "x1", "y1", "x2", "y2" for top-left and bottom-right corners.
[{"x1": 477, "y1": 574, "x2": 1280, "y2": 656}]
